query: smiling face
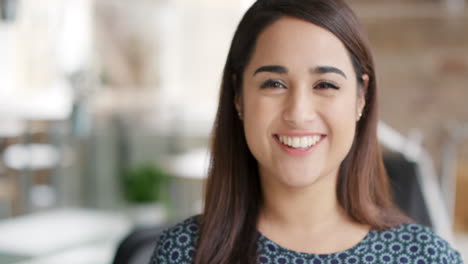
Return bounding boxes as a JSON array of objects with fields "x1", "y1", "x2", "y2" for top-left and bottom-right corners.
[{"x1": 237, "y1": 16, "x2": 366, "y2": 188}]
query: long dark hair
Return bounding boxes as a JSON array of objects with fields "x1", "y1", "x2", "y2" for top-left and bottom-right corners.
[{"x1": 195, "y1": 0, "x2": 408, "y2": 263}]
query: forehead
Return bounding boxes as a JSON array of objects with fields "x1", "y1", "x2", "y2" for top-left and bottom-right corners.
[{"x1": 247, "y1": 16, "x2": 354, "y2": 76}]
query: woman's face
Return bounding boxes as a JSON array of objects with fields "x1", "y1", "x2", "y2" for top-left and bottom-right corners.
[{"x1": 237, "y1": 16, "x2": 366, "y2": 188}]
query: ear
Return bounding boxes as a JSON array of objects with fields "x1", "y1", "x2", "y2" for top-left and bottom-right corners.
[
  {"x1": 232, "y1": 74, "x2": 243, "y2": 118},
  {"x1": 234, "y1": 95, "x2": 242, "y2": 114},
  {"x1": 357, "y1": 74, "x2": 369, "y2": 121}
]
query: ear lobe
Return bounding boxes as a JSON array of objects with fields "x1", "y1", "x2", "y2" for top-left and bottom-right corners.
[
  {"x1": 232, "y1": 74, "x2": 243, "y2": 117},
  {"x1": 234, "y1": 96, "x2": 241, "y2": 114},
  {"x1": 234, "y1": 96, "x2": 244, "y2": 120}
]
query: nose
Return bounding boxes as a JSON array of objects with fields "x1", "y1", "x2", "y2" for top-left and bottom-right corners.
[{"x1": 282, "y1": 87, "x2": 316, "y2": 127}]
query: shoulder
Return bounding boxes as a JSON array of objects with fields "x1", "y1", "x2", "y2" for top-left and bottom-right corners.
[
  {"x1": 149, "y1": 215, "x2": 200, "y2": 264},
  {"x1": 369, "y1": 222, "x2": 464, "y2": 263}
]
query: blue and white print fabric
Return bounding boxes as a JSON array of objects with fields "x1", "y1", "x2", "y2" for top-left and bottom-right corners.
[{"x1": 149, "y1": 216, "x2": 464, "y2": 264}]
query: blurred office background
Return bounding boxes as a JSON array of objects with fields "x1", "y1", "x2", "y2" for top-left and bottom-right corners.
[{"x1": 0, "y1": 0, "x2": 467, "y2": 263}]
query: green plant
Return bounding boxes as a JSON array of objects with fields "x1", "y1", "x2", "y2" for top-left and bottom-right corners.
[{"x1": 123, "y1": 164, "x2": 171, "y2": 204}]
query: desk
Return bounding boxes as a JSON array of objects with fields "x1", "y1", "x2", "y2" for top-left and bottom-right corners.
[
  {"x1": 12, "y1": 240, "x2": 119, "y2": 264},
  {"x1": 0, "y1": 251, "x2": 29, "y2": 264},
  {"x1": 0, "y1": 208, "x2": 132, "y2": 264}
]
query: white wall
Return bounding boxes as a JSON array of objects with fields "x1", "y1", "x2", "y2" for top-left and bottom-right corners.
[{"x1": 153, "y1": 0, "x2": 251, "y2": 136}]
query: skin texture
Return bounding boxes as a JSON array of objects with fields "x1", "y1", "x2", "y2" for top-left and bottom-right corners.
[{"x1": 236, "y1": 16, "x2": 370, "y2": 253}]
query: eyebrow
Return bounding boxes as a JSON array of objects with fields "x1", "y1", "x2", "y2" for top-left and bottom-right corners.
[
  {"x1": 312, "y1": 66, "x2": 347, "y2": 79},
  {"x1": 253, "y1": 65, "x2": 288, "y2": 75},
  {"x1": 253, "y1": 65, "x2": 347, "y2": 79}
]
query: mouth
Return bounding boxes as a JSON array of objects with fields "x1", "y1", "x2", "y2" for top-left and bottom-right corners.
[
  {"x1": 274, "y1": 134, "x2": 324, "y2": 149},
  {"x1": 273, "y1": 133, "x2": 327, "y2": 157}
]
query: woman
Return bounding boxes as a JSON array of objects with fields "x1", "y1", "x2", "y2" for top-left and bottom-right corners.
[{"x1": 150, "y1": 0, "x2": 464, "y2": 263}]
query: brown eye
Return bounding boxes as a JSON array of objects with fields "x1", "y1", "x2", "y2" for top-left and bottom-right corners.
[
  {"x1": 315, "y1": 81, "x2": 339, "y2": 90},
  {"x1": 260, "y1": 79, "x2": 286, "y2": 89}
]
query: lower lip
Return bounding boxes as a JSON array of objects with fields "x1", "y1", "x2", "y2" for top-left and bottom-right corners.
[{"x1": 273, "y1": 135, "x2": 325, "y2": 157}]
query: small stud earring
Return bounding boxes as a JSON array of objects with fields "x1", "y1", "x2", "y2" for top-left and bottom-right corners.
[
  {"x1": 238, "y1": 111, "x2": 243, "y2": 120},
  {"x1": 357, "y1": 112, "x2": 362, "y2": 121}
]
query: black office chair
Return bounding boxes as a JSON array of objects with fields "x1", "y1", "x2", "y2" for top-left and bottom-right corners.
[
  {"x1": 112, "y1": 224, "x2": 168, "y2": 264},
  {"x1": 384, "y1": 152, "x2": 433, "y2": 228}
]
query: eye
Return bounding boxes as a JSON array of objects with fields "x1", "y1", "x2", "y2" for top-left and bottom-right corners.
[
  {"x1": 260, "y1": 79, "x2": 286, "y2": 89},
  {"x1": 315, "y1": 81, "x2": 339, "y2": 90}
]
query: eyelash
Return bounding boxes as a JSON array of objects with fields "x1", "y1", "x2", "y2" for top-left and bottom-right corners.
[
  {"x1": 260, "y1": 79, "x2": 340, "y2": 90},
  {"x1": 315, "y1": 81, "x2": 339, "y2": 90},
  {"x1": 260, "y1": 79, "x2": 286, "y2": 89}
]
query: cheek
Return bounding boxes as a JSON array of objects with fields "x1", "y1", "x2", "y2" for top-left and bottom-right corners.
[
  {"x1": 326, "y1": 97, "x2": 358, "y2": 154},
  {"x1": 243, "y1": 92, "x2": 278, "y2": 127},
  {"x1": 334, "y1": 101, "x2": 357, "y2": 129},
  {"x1": 242, "y1": 95, "x2": 278, "y2": 155}
]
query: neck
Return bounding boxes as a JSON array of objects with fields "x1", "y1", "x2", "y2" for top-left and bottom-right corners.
[
  {"x1": 256, "y1": 168, "x2": 372, "y2": 254},
  {"x1": 258, "y1": 169, "x2": 348, "y2": 233}
]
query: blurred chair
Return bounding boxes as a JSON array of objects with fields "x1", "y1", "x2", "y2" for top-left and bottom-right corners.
[
  {"x1": 113, "y1": 224, "x2": 168, "y2": 264},
  {"x1": 0, "y1": 172, "x2": 18, "y2": 217},
  {"x1": 1, "y1": 121, "x2": 63, "y2": 214},
  {"x1": 0, "y1": 118, "x2": 26, "y2": 217},
  {"x1": 379, "y1": 121, "x2": 453, "y2": 243},
  {"x1": 384, "y1": 152, "x2": 432, "y2": 228},
  {"x1": 2, "y1": 142, "x2": 60, "y2": 213}
]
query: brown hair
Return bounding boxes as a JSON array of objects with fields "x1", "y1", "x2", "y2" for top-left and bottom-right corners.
[{"x1": 195, "y1": 0, "x2": 408, "y2": 263}]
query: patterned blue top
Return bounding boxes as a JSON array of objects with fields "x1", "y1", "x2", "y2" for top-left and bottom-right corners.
[{"x1": 149, "y1": 215, "x2": 464, "y2": 264}]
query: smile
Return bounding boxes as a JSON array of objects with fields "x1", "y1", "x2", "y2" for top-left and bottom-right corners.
[
  {"x1": 273, "y1": 133, "x2": 326, "y2": 156},
  {"x1": 277, "y1": 135, "x2": 322, "y2": 149}
]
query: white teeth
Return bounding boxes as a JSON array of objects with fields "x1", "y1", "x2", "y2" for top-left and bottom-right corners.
[
  {"x1": 292, "y1": 138, "x2": 300, "y2": 148},
  {"x1": 300, "y1": 137, "x2": 307, "y2": 148},
  {"x1": 278, "y1": 135, "x2": 322, "y2": 149}
]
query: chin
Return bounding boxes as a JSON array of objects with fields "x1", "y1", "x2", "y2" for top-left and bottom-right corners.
[{"x1": 276, "y1": 171, "x2": 323, "y2": 188}]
